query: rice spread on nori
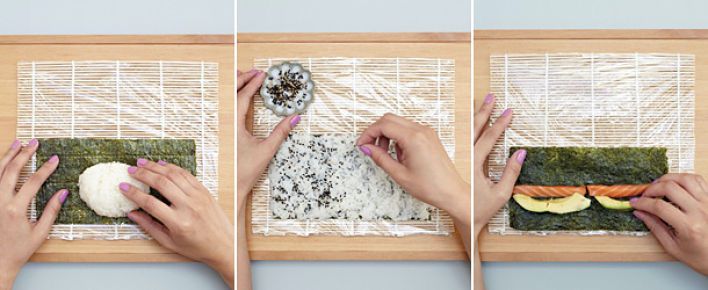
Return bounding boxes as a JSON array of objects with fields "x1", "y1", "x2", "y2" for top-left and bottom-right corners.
[
  {"x1": 268, "y1": 133, "x2": 431, "y2": 221},
  {"x1": 508, "y1": 146, "x2": 667, "y2": 232},
  {"x1": 35, "y1": 138, "x2": 196, "y2": 225}
]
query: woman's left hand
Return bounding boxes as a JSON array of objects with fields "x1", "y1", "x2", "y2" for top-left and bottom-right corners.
[
  {"x1": 236, "y1": 69, "x2": 300, "y2": 209},
  {"x1": 0, "y1": 139, "x2": 68, "y2": 290},
  {"x1": 120, "y1": 159, "x2": 234, "y2": 288}
]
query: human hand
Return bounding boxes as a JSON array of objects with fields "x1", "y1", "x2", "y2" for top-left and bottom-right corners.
[
  {"x1": 0, "y1": 139, "x2": 67, "y2": 290},
  {"x1": 120, "y1": 159, "x2": 234, "y2": 288},
  {"x1": 473, "y1": 93, "x2": 524, "y2": 239},
  {"x1": 631, "y1": 173, "x2": 708, "y2": 275},
  {"x1": 356, "y1": 113, "x2": 469, "y2": 224},
  {"x1": 236, "y1": 69, "x2": 300, "y2": 211}
]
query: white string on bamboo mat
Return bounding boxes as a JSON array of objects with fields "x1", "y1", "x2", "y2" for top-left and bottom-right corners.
[
  {"x1": 487, "y1": 53, "x2": 695, "y2": 236},
  {"x1": 16, "y1": 60, "x2": 220, "y2": 240},
  {"x1": 250, "y1": 57, "x2": 456, "y2": 236}
]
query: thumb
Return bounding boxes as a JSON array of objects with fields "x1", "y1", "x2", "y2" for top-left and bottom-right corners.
[
  {"x1": 262, "y1": 115, "x2": 301, "y2": 153},
  {"x1": 359, "y1": 144, "x2": 408, "y2": 180},
  {"x1": 495, "y1": 149, "x2": 526, "y2": 197},
  {"x1": 32, "y1": 189, "x2": 68, "y2": 243}
]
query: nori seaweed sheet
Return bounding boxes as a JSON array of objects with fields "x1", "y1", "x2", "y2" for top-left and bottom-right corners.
[
  {"x1": 510, "y1": 147, "x2": 667, "y2": 186},
  {"x1": 35, "y1": 138, "x2": 196, "y2": 225},
  {"x1": 509, "y1": 197, "x2": 647, "y2": 231},
  {"x1": 508, "y1": 146, "x2": 667, "y2": 232}
]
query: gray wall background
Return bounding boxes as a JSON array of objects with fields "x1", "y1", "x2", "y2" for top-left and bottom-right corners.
[{"x1": 476, "y1": 0, "x2": 707, "y2": 289}]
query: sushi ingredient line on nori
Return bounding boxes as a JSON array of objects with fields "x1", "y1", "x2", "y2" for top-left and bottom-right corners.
[
  {"x1": 506, "y1": 146, "x2": 667, "y2": 231},
  {"x1": 512, "y1": 193, "x2": 591, "y2": 214},
  {"x1": 510, "y1": 147, "x2": 667, "y2": 186}
]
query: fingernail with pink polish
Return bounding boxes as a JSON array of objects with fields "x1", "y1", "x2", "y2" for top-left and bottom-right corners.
[
  {"x1": 119, "y1": 182, "x2": 130, "y2": 192},
  {"x1": 629, "y1": 197, "x2": 639, "y2": 205},
  {"x1": 158, "y1": 160, "x2": 167, "y2": 166},
  {"x1": 127, "y1": 212, "x2": 136, "y2": 221},
  {"x1": 502, "y1": 108, "x2": 512, "y2": 117},
  {"x1": 652, "y1": 179, "x2": 659, "y2": 184},
  {"x1": 484, "y1": 93, "x2": 494, "y2": 104},
  {"x1": 128, "y1": 166, "x2": 138, "y2": 174},
  {"x1": 59, "y1": 189, "x2": 69, "y2": 204},
  {"x1": 516, "y1": 149, "x2": 527, "y2": 164},
  {"x1": 632, "y1": 210, "x2": 642, "y2": 218},
  {"x1": 359, "y1": 145, "x2": 372, "y2": 156},
  {"x1": 137, "y1": 158, "x2": 148, "y2": 167},
  {"x1": 49, "y1": 155, "x2": 59, "y2": 163},
  {"x1": 290, "y1": 115, "x2": 301, "y2": 127},
  {"x1": 28, "y1": 138, "x2": 38, "y2": 147},
  {"x1": 10, "y1": 139, "x2": 20, "y2": 150}
]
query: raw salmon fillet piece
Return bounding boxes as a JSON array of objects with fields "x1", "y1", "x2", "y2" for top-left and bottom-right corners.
[
  {"x1": 587, "y1": 184, "x2": 649, "y2": 197},
  {"x1": 512, "y1": 185, "x2": 586, "y2": 197}
]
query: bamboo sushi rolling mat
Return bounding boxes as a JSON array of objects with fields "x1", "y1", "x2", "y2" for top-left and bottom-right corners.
[
  {"x1": 0, "y1": 35, "x2": 234, "y2": 262},
  {"x1": 239, "y1": 33, "x2": 470, "y2": 260},
  {"x1": 475, "y1": 30, "x2": 708, "y2": 262},
  {"x1": 487, "y1": 52, "x2": 695, "y2": 236},
  {"x1": 16, "y1": 60, "x2": 219, "y2": 240}
]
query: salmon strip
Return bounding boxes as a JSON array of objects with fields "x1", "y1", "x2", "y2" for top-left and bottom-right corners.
[
  {"x1": 588, "y1": 184, "x2": 649, "y2": 197},
  {"x1": 513, "y1": 185, "x2": 586, "y2": 197}
]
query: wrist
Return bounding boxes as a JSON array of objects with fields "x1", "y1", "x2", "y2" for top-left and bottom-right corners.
[
  {"x1": 440, "y1": 180, "x2": 470, "y2": 222},
  {"x1": 0, "y1": 264, "x2": 19, "y2": 290}
]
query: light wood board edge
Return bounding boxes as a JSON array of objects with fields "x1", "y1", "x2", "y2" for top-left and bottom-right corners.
[
  {"x1": 475, "y1": 29, "x2": 708, "y2": 40},
  {"x1": 237, "y1": 33, "x2": 471, "y2": 43},
  {"x1": 0, "y1": 35, "x2": 234, "y2": 44}
]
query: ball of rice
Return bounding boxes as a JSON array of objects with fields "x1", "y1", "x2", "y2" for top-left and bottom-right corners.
[{"x1": 78, "y1": 162, "x2": 149, "y2": 217}]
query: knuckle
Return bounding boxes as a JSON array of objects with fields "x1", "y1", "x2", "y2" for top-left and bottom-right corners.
[
  {"x1": 45, "y1": 200, "x2": 61, "y2": 214},
  {"x1": 688, "y1": 223, "x2": 703, "y2": 238},
  {"x1": 143, "y1": 197, "x2": 160, "y2": 212},
  {"x1": 167, "y1": 169, "x2": 182, "y2": 181},
  {"x1": 4, "y1": 205, "x2": 22, "y2": 218},
  {"x1": 156, "y1": 176, "x2": 171, "y2": 189}
]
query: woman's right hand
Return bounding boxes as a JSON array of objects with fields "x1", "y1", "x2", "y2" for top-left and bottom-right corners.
[
  {"x1": 356, "y1": 113, "x2": 469, "y2": 224},
  {"x1": 631, "y1": 173, "x2": 708, "y2": 275}
]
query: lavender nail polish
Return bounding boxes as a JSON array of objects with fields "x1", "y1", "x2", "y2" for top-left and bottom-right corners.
[
  {"x1": 290, "y1": 115, "x2": 301, "y2": 127},
  {"x1": 484, "y1": 93, "x2": 494, "y2": 104},
  {"x1": 629, "y1": 197, "x2": 639, "y2": 205},
  {"x1": 59, "y1": 189, "x2": 69, "y2": 204},
  {"x1": 49, "y1": 155, "x2": 59, "y2": 163},
  {"x1": 10, "y1": 140, "x2": 20, "y2": 150},
  {"x1": 158, "y1": 160, "x2": 168, "y2": 166},
  {"x1": 119, "y1": 182, "x2": 130, "y2": 192},
  {"x1": 502, "y1": 108, "x2": 512, "y2": 117},
  {"x1": 516, "y1": 149, "x2": 527, "y2": 164},
  {"x1": 128, "y1": 166, "x2": 138, "y2": 174},
  {"x1": 137, "y1": 158, "x2": 148, "y2": 167},
  {"x1": 359, "y1": 145, "x2": 372, "y2": 156},
  {"x1": 28, "y1": 138, "x2": 38, "y2": 147}
]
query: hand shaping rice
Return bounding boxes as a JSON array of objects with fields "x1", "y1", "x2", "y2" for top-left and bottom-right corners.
[
  {"x1": 268, "y1": 133, "x2": 432, "y2": 221},
  {"x1": 78, "y1": 162, "x2": 149, "y2": 217},
  {"x1": 260, "y1": 61, "x2": 315, "y2": 116}
]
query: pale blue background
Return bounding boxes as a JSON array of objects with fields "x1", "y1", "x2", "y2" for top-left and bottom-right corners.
[{"x1": 476, "y1": 0, "x2": 707, "y2": 289}]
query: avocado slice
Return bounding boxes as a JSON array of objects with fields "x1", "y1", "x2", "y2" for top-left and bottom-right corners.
[
  {"x1": 512, "y1": 193, "x2": 591, "y2": 214},
  {"x1": 594, "y1": 196, "x2": 633, "y2": 211}
]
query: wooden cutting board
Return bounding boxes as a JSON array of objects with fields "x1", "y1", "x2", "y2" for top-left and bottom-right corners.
[
  {"x1": 475, "y1": 30, "x2": 708, "y2": 262},
  {"x1": 0, "y1": 35, "x2": 234, "y2": 262},
  {"x1": 238, "y1": 33, "x2": 471, "y2": 260}
]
